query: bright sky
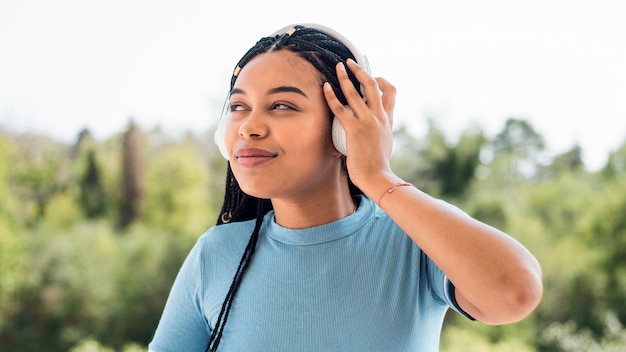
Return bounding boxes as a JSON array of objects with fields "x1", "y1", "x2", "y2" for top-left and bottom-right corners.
[{"x1": 1, "y1": 0, "x2": 625, "y2": 170}]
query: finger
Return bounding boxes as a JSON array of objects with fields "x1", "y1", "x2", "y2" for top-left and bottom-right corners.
[
  {"x1": 335, "y1": 62, "x2": 372, "y2": 118},
  {"x1": 345, "y1": 59, "x2": 383, "y2": 113},
  {"x1": 375, "y1": 77, "x2": 397, "y2": 124},
  {"x1": 322, "y1": 81, "x2": 353, "y2": 119}
]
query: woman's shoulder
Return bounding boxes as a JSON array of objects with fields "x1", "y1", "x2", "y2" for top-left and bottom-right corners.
[{"x1": 196, "y1": 218, "x2": 260, "y2": 250}]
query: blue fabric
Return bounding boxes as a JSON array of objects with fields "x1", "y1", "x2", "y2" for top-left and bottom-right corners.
[{"x1": 149, "y1": 195, "x2": 464, "y2": 352}]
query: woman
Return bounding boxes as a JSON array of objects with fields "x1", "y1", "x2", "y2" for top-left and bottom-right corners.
[{"x1": 149, "y1": 24, "x2": 543, "y2": 352}]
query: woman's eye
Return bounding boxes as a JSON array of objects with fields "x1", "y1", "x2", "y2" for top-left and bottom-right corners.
[
  {"x1": 272, "y1": 102, "x2": 294, "y2": 110},
  {"x1": 229, "y1": 103, "x2": 245, "y2": 112}
]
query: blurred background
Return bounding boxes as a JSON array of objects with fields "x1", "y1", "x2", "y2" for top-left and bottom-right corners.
[{"x1": 1, "y1": 0, "x2": 626, "y2": 351}]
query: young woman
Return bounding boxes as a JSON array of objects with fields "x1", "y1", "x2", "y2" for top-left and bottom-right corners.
[{"x1": 149, "y1": 24, "x2": 543, "y2": 352}]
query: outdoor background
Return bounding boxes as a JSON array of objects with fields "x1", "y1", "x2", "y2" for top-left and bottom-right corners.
[{"x1": 1, "y1": 1, "x2": 626, "y2": 351}]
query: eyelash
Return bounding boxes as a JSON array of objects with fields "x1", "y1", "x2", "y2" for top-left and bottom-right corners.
[
  {"x1": 229, "y1": 102, "x2": 296, "y2": 112},
  {"x1": 229, "y1": 103, "x2": 245, "y2": 112},
  {"x1": 271, "y1": 102, "x2": 295, "y2": 110}
]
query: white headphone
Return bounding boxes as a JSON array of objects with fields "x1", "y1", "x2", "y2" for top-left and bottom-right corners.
[{"x1": 213, "y1": 23, "x2": 370, "y2": 160}]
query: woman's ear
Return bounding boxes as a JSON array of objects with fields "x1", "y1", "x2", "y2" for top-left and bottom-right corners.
[{"x1": 332, "y1": 150, "x2": 343, "y2": 158}]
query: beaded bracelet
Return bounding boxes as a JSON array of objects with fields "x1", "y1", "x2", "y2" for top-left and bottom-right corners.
[{"x1": 377, "y1": 182, "x2": 414, "y2": 206}]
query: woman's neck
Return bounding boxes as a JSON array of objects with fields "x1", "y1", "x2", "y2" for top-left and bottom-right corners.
[{"x1": 270, "y1": 185, "x2": 357, "y2": 229}]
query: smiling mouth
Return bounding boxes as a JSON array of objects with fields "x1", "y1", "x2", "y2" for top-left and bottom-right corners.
[{"x1": 235, "y1": 148, "x2": 277, "y2": 167}]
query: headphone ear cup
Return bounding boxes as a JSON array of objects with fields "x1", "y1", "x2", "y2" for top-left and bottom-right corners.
[
  {"x1": 331, "y1": 105, "x2": 355, "y2": 155},
  {"x1": 214, "y1": 126, "x2": 229, "y2": 160},
  {"x1": 214, "y1": 100, "x2": 231, "y2": 160},
  {"x1": 331, "y1": 116, "x2": 347, "y2": 155}
]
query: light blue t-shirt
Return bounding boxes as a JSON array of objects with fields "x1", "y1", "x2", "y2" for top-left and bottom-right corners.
[{"x1": 149, "y1": 195, "x2": 467, "y2": 352}]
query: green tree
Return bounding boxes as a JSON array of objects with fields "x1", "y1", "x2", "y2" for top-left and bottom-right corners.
[
  {"x1": 586, "y1": 176, "x2": 626, "y2": 328},
  {"x1": 79, "y1": 149, "x2": 107, "y2": 218},
  {"x1": 7, "y1": 132, "x2": 71, "y2": 225},
  {"x1": 435, "y1": 126, "x2": 485, "y2": 197},
  {"x1": 117, "y1": 120, "x2": 144, "y2": 230},
  {"x1": 543, "y1": 144, "x2": 585, "y2": 177},
  {"x1": 492, "y1": 117, "x2": 546, "y2": 180},
  {"x1": 602, "y1": 139, "x2": 626, "y2": 179},
  {"x1": 389, "y1": 124, "x2": 431, "y2": 190},
  {"x1": 493, "y1": 117, "x2": 545, "y2": 157},
  {"x1": 142, "y1": 131, "x2": 216, "y2": 236},
  {"x1": 404, "y1": 119, "x2": 485, "y2": 198}
]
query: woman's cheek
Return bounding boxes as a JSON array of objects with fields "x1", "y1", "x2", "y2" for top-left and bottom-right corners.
[{"x1": 224, "y1": 121, "x2": 238, "y2": 157}]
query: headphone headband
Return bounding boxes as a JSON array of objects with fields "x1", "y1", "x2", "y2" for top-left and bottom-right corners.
[{"x1": 269, "y1": 24, "x2": 370, "y2": 74}]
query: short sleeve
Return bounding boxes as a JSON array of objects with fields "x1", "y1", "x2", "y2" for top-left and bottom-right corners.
[
  {"x1": 149, "y1": 235, "x2": 211, "y2": 352},
  {"x1": 443, "y1": 276, "x2": 477, "y2": 321}
]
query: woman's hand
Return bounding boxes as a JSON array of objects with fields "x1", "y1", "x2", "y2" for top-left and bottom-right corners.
[{"x1": 323, "y1": 59, "x2": 399, "y2": 196}]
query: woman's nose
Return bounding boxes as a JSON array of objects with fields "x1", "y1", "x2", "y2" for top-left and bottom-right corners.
[{"x1": 238, "y1": 111, "x2": 269, "y2": 139}]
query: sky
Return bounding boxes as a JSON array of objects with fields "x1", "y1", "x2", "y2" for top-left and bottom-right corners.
[{"x1": 1, "y1": 0, "x2": 625, "y2": 170}]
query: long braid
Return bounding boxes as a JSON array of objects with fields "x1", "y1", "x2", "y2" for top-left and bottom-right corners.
[
  {"x1": 207, "y1": 196, "x2": 269, "y2": 352},
  {"x1": 208, "y1": 25, "x2": 363, "y2": 351}
]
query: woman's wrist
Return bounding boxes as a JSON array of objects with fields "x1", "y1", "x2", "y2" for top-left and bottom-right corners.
[
  {"x1": 356, "y1": 172, "x2": 407, "y2": 205},
  {"x1": 377, "y1": 182, "x2": 415, "y2": 206}
]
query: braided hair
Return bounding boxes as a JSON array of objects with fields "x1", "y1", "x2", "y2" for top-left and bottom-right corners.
[{"x1": 206, "y1": 25, "x2": 364, "y2": 352}]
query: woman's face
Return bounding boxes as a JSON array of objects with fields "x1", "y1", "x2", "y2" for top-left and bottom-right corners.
[{"x1": 224, "y1": 49, "x2": 342, "y2": 201}]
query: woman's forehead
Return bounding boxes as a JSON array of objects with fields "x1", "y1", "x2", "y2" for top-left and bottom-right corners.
[{"x1": 234, "y1": 50, "x2": 323, "y2": 91}]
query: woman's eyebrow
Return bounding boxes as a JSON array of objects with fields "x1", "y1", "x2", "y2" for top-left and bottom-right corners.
[
  {"x1": 229, "y1": 86, "x2": 309, "y2": 98},
  {"x1": 230, "y1": 88, "x2": 246, "y2": 96},
  {"x1": 268, "y1": 86, "x2": 308, "y2": 98}
]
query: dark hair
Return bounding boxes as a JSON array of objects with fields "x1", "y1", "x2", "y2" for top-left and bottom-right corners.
[{"x1": 206, "y1": 25, "x2": 363, "y2": 352}]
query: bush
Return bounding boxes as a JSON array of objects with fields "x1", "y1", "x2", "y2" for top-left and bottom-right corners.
[{"x1": 0, "y1": 221, "x2": 197, "y2": 352}]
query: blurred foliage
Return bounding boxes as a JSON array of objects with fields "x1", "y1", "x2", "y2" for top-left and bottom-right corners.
[{"x1": 1, "y1": 114, "x2": 626, "y2": 351}]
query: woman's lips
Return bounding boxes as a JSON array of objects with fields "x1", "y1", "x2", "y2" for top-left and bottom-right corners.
[{"x1": 235, "y1": 148, "x2": 277, "y2": 167}]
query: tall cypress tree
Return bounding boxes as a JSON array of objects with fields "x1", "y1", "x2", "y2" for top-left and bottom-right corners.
[
  {"x1": 117, "y1": 120, "x2": 144, "y2": 230},
  {"x1": 79, "y1": 149, "x2": 106, "y2": 218}
]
